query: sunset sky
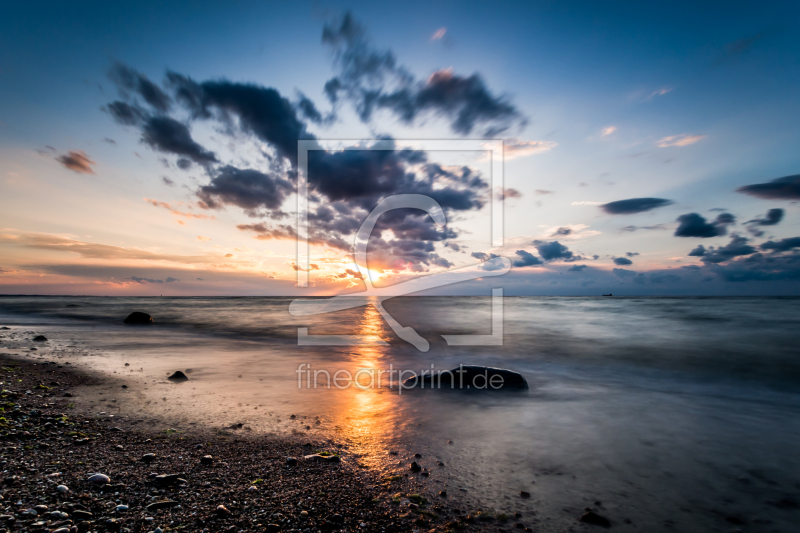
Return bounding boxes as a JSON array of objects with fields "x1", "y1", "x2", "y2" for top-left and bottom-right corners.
[{"x1": 1, "y1": 1, "x2": 799, "y2": 296}]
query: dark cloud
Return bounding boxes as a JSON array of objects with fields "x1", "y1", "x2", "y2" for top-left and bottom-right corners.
[
  {"x1": 706, "y1": 250, "x2": 800, "y2": 282},
  {"x1": 534, "y1": 241, "x2": 577, "y2": 262},
  {"x1": 126, "y1": 276, "x2": 164, "y2": 284},
  {"x1": 552, "y1": 227, "x2": 572, "y2": 237},
  {"x1": 613, "y1": 268, "x2": 637, "y2": 279},
  {"x1": 55, "y1": 151, "x2": 95, "y2": 174},
  {"x1": 198, "y1": 166, "x2": 292, "y2": 214},
  {"x1": 761, "y1": 237, "x2": 800, "y2": 253},
  {"x1": 625, "y1": 252, "x2": 639, "y2": 257},
  {"x1": 103, "y1": 137, "x2": 116, "y2": 145},
  {"x1": 105, "y1": 101, "x2": 147, "y2": 126},
  {"x1": 613, "y1": 257, "x2": 633, "y2": 266},
  {"x1": 745, "y1": 208, "x2": 784, "y2": 236},
  {"x1": 747, "y1": 208, "x2": 784, "y2": 226},
  {"x1": 165, "y1": 277, "x2": 180, "y2": 283},
  {"x1": 103, "y1": 42, "x2": 497, "y2": 273},
  {"x1": 736, "y1": 174, "x2": 800, "y2": 200},
  {"x1": 176, "y1": 158, "x2": 192, "y2": 170},
  {"x1": 620, "y1": 224, "x2": 668, "y2": 232},
  {"x1": 165, "y1": 72, "x2": 311, "y2": 164},
  {"x1": 568, "y1": 264, "x2": 587, "y2": 272},
  {"x1": 162, "y1": 176, "x2": 175, "y2": 186},
  {"x1": 688, "y1": 245, "x2": 707, "y2": 257},
  {"x1": 674, "y1": 212, "x2": 735, "y2": 238},
  {"x1": 141, "y1": 116, "x2": 218, "y2": 165},
  {"x1": 650, "y1": 273, "x2": 681, "y2": 283},
  {"x1": 600, "y1": 197, "x2": 673, "y2": 215},
  {"x1": 109, "y1": 63, "x2": 171, "y2": 113},
  {"x1": 471, "y1": 252, "x2": 492, "y2": 262},
  {"x1": 321, "y1": 12, "x2": 525, "y2": 136},
  {"x1": 512, "y1": 250, "x2": 542, "y2": 268},
  {"x1": 698, "y1": 235, "x2": 756, "y2": 264}
]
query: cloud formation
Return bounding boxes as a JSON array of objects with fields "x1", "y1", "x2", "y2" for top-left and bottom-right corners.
[
  {"x1": 656, "y1": 134, "x2": 706, "y2": 147},
  {"x1": 600, "y1": 197, "x2": 673, "y2": 215},
  {"x1": 737, "y1": 174, "x2": 800, "y2": 200},
  {"x1": 322, "y1": 12, "x2": 526, "y2": 136},
  {"x1": 503, "y1": 138, "x2": 557, "y2": 159},
  {"x1": 55, "y1": 151, "x2": 95, "y2": 174},
  {"x1": 674, "y1": 212, "x2": 735, "y2": 238}
]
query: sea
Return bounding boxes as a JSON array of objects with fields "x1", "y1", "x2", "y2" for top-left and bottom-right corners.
[{"x1": 1, "y1": 295, "x2": 799, "y2": 532}]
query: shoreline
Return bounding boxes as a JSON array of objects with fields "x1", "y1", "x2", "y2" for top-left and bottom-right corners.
[{"x1": 0, "y1": 353, "x2": 538, "y2": 533}]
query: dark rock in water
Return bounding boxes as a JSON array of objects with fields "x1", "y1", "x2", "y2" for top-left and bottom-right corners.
[
  {"x1": 32, "y1": 335, "x2": 48, "y2": 342},
  {"x1": 168, "y1": 371, "x2": 189, "y2": 382},
  {"x1": 403, "y1": 365, "x2": 528, "y2": 390},
  {"x1": 579, "y1": 510, "x2": 611, "y2": 527},
  {"x1": 520, "y1": 491, "x2": 531, "y2": 498},
  {"x1": 123, "y1": 312, "x2": 153, "y2": 325}
]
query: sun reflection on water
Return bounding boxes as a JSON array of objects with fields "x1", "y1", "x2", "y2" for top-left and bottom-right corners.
[{"x1": 332, "y1": 297, "x2": 405, "y2": 472}]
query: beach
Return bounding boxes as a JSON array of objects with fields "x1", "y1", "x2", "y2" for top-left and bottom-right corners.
[{"x1": 1, "y1": 295, "x2": 800, "y2": 532}]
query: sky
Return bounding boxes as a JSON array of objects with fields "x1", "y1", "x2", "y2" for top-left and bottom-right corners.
[{"x1": 1, "y1": 0, "x2": 800, "y2": 296}]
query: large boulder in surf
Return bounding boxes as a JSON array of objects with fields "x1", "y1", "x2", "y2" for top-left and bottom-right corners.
[
  {"x1": 403, "y1": 365, "x2": 528, "y2": 390},
  {"x1": 123, "y1": 312, "x2": 153, "y2": 325}
]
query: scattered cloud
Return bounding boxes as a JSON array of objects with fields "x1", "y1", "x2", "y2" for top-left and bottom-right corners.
[
  {"x1": 197, "y1": 236, "x2": 211, "y2": 241},
  {"x1": 504, "y1": 138, "x2": 557, "y2": 159},
  {"x1": 430, "y1": 27, "x2": 447, "y2": 41},
  {"x1": 600, "y1": 126, "x2": 617, "y2": 137},
  {"x1": 736, "y1": 174, "x2": 800, "y2": 200},
  {"x1": 674, "y1": 212, "x2": 735, "y2": 238},
  {"x1": 600, "y1": 197, "x2": 673, "y2": 215},
  {"x1": 322, "y1": 12, "x2": 526, "y2": 136},
  {"x1": 512, "y1": 250, "x2": 542, "y2": 267},
  {"x1": 657, "y1": 134, "x2": 706, "y2": 148},
  {"x1": 55, "y1": 151, "x2": 95, "y2": 174},
  {"x1": 613, "y1": 257, "x2": 633, "y2": 265},
  {"x1": 650, "y1": 88, "x2": 673, "y2": 98}
]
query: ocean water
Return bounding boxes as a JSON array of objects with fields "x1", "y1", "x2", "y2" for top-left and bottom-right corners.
[{"x1": 1, "y1": 295, "x2": 799, "y2": 531}]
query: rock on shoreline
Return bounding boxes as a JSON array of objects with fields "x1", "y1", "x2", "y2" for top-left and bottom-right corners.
[{"x1": 403, "y1": 365, "x2": 529, "y2": 390}]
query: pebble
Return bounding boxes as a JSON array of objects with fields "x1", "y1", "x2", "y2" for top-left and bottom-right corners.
[
  {"x1": 116, "y1": 505, "x2": 129, "y2": 512},
  {"x1": 88, "y1": 473, "x2": 110, "y2": 485},
  {"x1": 141, "y1": 453, "x2": 156, "y2": 463},
  {"x1": 215, "y1": 504, "x2": 231, "y2": 515},
  {"x1": 286, "y1": 457, "x2": 298, "y2": 466},
  {"x1": 56, "y1": 484, "x2": 69, "y2": 493},
  {"x1": 410, "y1": 461, "x2": 421, "y2": 472},
  {"x1": 520, "y1": 490, "x2": 531, "y2": 498},
  {"x1": 200, "y1": 455, "x2": 213, "y2": 465}
]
